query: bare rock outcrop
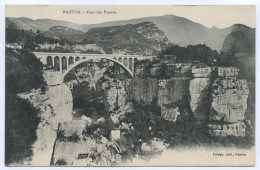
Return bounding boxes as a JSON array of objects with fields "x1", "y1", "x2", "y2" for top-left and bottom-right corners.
[
  {"x1": 129, "y1": 77, "x2": 158, "y2": 104},
  {"x1": 157, "y1": 77, "x2": 190, "y2": 106},
  {"x1": 207, "y1": 121, "x2": 246, "y2": 137},
  {"x1": 102, "y1": 78, "x2": 127, "y2": 111},
  {"x1": 43, "y1": 71, "x2": 63, "y2": 86},
  {"x1": 18, "y1": 83, "x2": 73, "y2": 166},
  {"x1": 208, "y1": 67, "x2": 249, "y2": 137},
  {"x1": 189, "y1": 64, "x2": 212, "y2": 122}
]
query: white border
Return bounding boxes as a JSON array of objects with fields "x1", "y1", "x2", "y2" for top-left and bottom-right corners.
[{"x1": 0, "y1": 1, "x2": 259, "y2": 170}]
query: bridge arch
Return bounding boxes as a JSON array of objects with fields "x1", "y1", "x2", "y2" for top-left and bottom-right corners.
[
  {"x1": 75, "y1": 57, "x2": 80, "y2": 62},
  {"x1": 46, "y1": 56, "x2": 53, "y2": 68},
  {"x1": 69, "y1": 56, "x2": 74, "y2": 65},
  {"x1": 61, "y1": 56, "x2": 67, "y2": 70},
  {"x1": 62, "y1": 57, "x2": 134, "y2": 79},
  {"x1": 54, "y1": 56, "x2": 60, "y2": 71}
]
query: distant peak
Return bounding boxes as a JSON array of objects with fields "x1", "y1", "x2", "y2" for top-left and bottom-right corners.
[
  {"x1": 210, "y1": 26, "x2": 219, "y2": 30},
  {"x1": 232, "y1": 24, "x2": 250, "y2": 28},
  {"x1": 19, "y1": 17, "x2": 33, "y2": 20},
  {"x1": 231, "y1": 24, "x2": 252, "y2": 32}
]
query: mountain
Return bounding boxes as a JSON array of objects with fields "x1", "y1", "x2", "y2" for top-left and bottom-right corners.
[
  {"x1": 82, "y1": 22, "x2": 169, "y2": 55},
  {"x1": 43, "y1": 26, "x2": 85, "y2": 42},
  {"x1": 6, "y1": 15, "x2": 255, "y2": 51},
  {"x1": 79, "y1": 15, "x2": 236, "y2": 51},
  {"x1": 6, "y1": 18, "x2": 19, "y2": 29},
  {"x1": 222, "y1": 24, "x2": 255, "y2": 55},
  {"x1": 7, "y1": 17, "x2": 82, "y2": 32}
]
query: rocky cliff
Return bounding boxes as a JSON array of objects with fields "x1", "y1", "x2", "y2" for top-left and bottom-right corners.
[
  {"x1": 127, "y1": 60, "x2": 250, "y2": 137},
  {"x1": 189, "y1": 64, "x2": 212, "y2": 122},
  {"x1": 43, "y1": 26, "x2": 85, "y2": 42},
  {"x1": 83, "y1": 22, "x2": 169, "y2": 55},
  {"x1": 208, "y1": 67, "x2": 249, "y2": 136},
  {"x1": 18, "y1": 83, "x2": 73, "y2": 166},
  {"x1": 16, "y1": 60, "x2": 251, "y2": 166}
]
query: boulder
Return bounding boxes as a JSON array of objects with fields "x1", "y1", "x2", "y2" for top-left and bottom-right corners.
[
  {"x1": 150, "y1": 138, "x2": 169, "y2": 152},
  {"x1": 161, "y1": 105, "x2": 180, "y2": 122},
  {"x1": 96, "y1": 144, "x2": 106, "y2": 154},
  {"x1": 120, "y1": 122, "x2": 130, "y2": 131},
  {"x1": 110, "y1": 114, "x2": 120, "y2": 124},
  {"x1": 100, "y1": 136, "x2": 109, "y2": 144},
  {"x1": 109, "y1": 130, "x2": 121, "y2": 141},
  {"x1": 141, "y1": 143, "x2": 152, "y2": 153},
  {"x1": 97, "y1": 117, "x2": 105, "y2": 123}
]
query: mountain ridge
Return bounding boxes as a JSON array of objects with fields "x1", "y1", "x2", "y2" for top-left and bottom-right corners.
[{"x1": 6, "y1": 15, "x2": 255, "y2": 51}]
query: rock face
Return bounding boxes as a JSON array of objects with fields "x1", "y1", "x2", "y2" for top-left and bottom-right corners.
[
  {"x1": 83, "y1": 22, "x2": 169, "y2": 55},
  {"x1": 130, "y1": 63, "x2": 191, "y2": 106},
  {"x1": 157, "y1": 77, "x2": 190, "y2": 106},
  {"x1": 102, "y1": 78, "x2": 127, "y2": 111},
  {"x1": 189, "y1": 64, "x2": 212, "y2": 122},
  {"x1": 208, "y1": 67, "x2": 249, "y2": 136},
  {"x1": 129, "y1": 77, "x2": 158, "y2": 104},
  {"x1": 43, "y1": 71, "x2": 63, "y2": 86},
  {"x1": 18, "y1": 83, "x2": 73, "y2": 166},
  {"x1": 43, "y1": 26, "x2": 85, "y2": 43},
  {"x1": 210, "y1": 78, "x2": 248, "y2": 122},
  {"x1": 132, "y1": 64, "x2": 249, "y2": 137}
]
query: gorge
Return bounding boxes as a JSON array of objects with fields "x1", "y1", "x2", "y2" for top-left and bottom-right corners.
[
  {"x1": 14, "y1": 56, "x2": 252, "y2": 166},
  {"x1": 5, "y1": 14, "x2": 255, "y2": 166}
]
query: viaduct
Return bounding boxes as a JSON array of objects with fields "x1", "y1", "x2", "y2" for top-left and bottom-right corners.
[{"x1": 33, "y1": 52, "x2": 153, "y2": 80}]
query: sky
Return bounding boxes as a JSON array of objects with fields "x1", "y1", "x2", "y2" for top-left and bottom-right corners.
[{"x1": 6, "y1": 5, "x2": 255, "y2": 28}]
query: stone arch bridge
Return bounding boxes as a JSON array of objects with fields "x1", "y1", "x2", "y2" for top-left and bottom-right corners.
[{"x1": 33, "y1": 52, "x2": 153, "y2": 81}]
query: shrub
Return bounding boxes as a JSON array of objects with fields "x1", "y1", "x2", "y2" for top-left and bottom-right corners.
[
  {"x1": 67, "y1": 133, "x2": 81, "y2": 143},
  {"x1": 57, "y1": 130, "x2": 65, "y2": 141},
  {"x1": 55, "y1": 159, "x2": 68, "y2": 166},
  {"x1": 5, "y1": 94, "x2": 41, "y2": 165},
  {"x1": 6, "y1": 48, "x2": 44, "y2": 93}
]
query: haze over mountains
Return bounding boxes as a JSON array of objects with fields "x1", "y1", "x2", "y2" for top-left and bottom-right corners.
[{"x1": 6, "y1": 14, "x2": 255, "y2": 53}]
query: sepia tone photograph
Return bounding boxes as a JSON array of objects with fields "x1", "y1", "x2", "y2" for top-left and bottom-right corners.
[{"x1": 4, "y1": 5, "x2": 256, "y2": 167}]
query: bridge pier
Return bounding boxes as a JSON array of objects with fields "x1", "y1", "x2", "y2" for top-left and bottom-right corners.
[
  {"x1": 59, "y1": 57, "x2": 62, "y2": 74},
  {"x1": 52, "y1": 57, "x2": 54, "y2": 68}
]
